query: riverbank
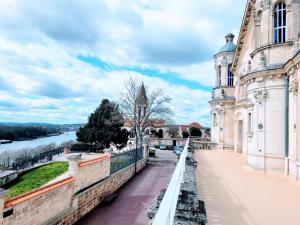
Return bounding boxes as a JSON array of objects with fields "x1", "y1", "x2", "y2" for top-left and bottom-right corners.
[{"x1": 0, "y1": 131, "x2": 77, "y2": 152}]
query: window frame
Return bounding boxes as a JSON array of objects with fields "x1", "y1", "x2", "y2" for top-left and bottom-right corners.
[
  {"x1": 274, "y1": 2, "x2": 286, "y2": 44},
  {"x1": 227, "y1": 64, "x2": 234, "y2": 86},
  {"x1": 218, "y1": 65, "x2": 222, "y2": 86}
]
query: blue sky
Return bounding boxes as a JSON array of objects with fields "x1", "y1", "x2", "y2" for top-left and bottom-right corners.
[{"x1": 0, "y1": 0, "x2": 245, "y2": 126}]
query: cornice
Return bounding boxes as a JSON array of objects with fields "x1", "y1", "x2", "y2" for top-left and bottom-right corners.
[
  {"x1": 239, "y1": 67, "x2": 285, "y2": 85},
  {"x1": 249, "y1": 41, "x2": 294, "y2": 59},
  {"x1": 232, "y1": 0, "x2": 256, "y2": 73}
]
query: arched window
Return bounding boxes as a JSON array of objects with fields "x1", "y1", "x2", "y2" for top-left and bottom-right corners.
[
  {"x1": 274, "y1": 2, "x2": 286, "y2": 44},
  {"x1": 218, "y1": 65, "x2": 222, "y2": 86},
  {"x1": 227, "y1": 64, "x2": 234, "y2": 86}
]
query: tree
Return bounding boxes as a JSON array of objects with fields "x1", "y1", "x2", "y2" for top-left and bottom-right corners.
[
  {"x1": 119, "y1": 78, "x2": 172, "y2": 147},
  {"x1": 112, "y1": 129, "x2": 129, "y2": 149},
  {"x1": 168, "y1": 125, "x2": 179, "y2": 138},
  {"x1": 189, "y1": 127, "x2": 202, "y2": 137},
  {"x1": 156, "y1": 129, "x2": 164, "y2": 138},
  {"x1": 182, "y1": 131, "x2": 189, "y2": 138},
  {"x1": 76, "y1": 99, "x2": 127, "y2": 150}
]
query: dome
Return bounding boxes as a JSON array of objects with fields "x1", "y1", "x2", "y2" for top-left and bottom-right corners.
[{"x1": 219, "y1": 33, "x2": 237, "y2": 53}]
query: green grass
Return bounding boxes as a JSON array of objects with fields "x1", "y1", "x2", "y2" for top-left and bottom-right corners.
[{"x1": 5, "y1": 161, "x2": 68, "y2": 199}]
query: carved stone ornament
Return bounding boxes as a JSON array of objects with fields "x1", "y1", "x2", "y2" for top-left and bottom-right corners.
[
  {"x1": 289, "y1": 79, "x2": 298, "y2": 96},
  {"x1": 247, "y1": 60, "x2": 252, "y2": 72},
  {"x1": 221, "y1": 57, "x2": 227, "y2": 66},
  {"x1": 259, "y1": 0, "x2": 271, "y2": 10},
  {"x1": 258, "y1": 51, "x2": 267, "y2": 70},
  {"x1": 254, "y1": 89, "x2": 268, "y2": 104}
]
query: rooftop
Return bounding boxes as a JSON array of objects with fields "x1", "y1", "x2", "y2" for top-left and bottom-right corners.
[{"x1": 219, "y1": 33, "x2": 237, "y2": 54}]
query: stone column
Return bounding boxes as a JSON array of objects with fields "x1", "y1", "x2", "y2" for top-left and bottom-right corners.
[
  {"x1": 67, "y1": 155, "x2": 81, "y2": 177},
  {"x1": 143, "y1": 144, "x2": 149, "y2": 160}
]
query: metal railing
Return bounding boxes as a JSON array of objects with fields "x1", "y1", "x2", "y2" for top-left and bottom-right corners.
[
  {"x1": 152, "y1": 138, "x2": 190, "y2": 225},
  {"x1": 110, "y1": 147, "x2": 143, "y2": 175},
  {"x1": 0, "y1": 147, "x2": 65, "y2": 171}
]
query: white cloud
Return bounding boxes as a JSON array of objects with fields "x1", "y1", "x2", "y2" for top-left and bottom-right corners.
[{"x1": 0, "y1": 0, "x2": 246, "y2": 126}]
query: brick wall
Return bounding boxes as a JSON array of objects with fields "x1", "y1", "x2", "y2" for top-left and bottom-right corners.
[
  {"x1": 74, "y1": 155, "x2": 110, "y2": 192},
  {"x1": 1, "y1": 177, "x2": 75, "y2": 225},
  {"x1": 53, "y1": 159, "x2": 147, "y2": 225}
]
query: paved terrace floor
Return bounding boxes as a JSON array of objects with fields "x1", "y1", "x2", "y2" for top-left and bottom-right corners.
[
  {"x1": 75, "y1": 149, "x2": 177, "y2": 225},
  {"x1": 195, "y1": 150, "x2": 300, "y2": 225}
]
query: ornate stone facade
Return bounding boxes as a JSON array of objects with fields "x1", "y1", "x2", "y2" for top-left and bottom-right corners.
[{"x1": 211, "y1": 0, "x2": 300, "y2": 181}]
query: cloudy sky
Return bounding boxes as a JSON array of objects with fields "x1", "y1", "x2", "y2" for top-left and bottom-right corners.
[{"x1": 0, "y1": 0, "x2": 245, "y2": 126}]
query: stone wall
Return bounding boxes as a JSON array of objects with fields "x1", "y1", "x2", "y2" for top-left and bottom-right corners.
[
  {"x1": 147, "y1": 153, "x2": 207, "y2": 225},
  {"x1": 68, "y1": 154, "x2": 110, "y2": 192},
  {"x1": 0, "y1": 150, "x2": 147, "y2": 225},
  {"x1": 1, "y1": 177, "x2": 75, "y2": 225},
  {"x1": 52, "y1": 159, "x2": 147, "y2": 225}
]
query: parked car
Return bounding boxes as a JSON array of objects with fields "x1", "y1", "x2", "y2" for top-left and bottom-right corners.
[
  {"x1": 160, "y1": 144, "x2": 166, "y2": 150},
  {"x1": 166, "y1": 145, "x2": 174, "y2": 150},
  {"x1": 174, "y1": 146, "x2": 183, "y2": 156}
]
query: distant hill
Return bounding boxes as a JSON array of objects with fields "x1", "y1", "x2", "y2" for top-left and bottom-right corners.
[{"x1": 0, "y1": 122, "x2": 85, "y2": 132}]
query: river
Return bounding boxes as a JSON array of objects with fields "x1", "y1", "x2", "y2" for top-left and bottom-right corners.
[{"x1": 0, "y1": 131, "x2": 77, "y2": 153}]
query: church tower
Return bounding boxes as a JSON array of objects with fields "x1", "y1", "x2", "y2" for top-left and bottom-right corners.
[
  {"x1": 136, "y1": 82, "x2": 148, "y2": 118},
  {"x1": 210, "y1": 33, "x2": 236, "y2": 150}
]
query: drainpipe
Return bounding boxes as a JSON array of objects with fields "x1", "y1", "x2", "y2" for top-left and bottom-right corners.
[{"x1": 285, "y1": 75, "x2": 289, "y2": 176}]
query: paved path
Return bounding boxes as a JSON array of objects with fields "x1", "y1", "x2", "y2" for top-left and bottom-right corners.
[
  {"x1": 195, "y1": 150, "x2": 300, "y2": 225},
  {"x1": 75, "y1": 150, "x2": 177, "y2": 225}
]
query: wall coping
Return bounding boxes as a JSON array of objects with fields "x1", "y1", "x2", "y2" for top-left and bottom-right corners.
[
  {"x1": 4, "y1": 176, "x2": 75, "y2": 208},
  {"x1": 78, "y1": 155, "x2": 109, "y2": 168}
]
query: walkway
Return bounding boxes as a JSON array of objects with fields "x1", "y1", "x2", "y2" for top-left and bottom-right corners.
[
  {"x1": 195, "y1": 150, "x2": 300, "y2": 225},
  {"x1": 75, "y1": 149, "x2": 177, "y2": 225}
]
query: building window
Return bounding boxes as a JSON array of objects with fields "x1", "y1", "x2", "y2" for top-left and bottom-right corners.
[
  {"x1": 213, "y1": 113, "x2": 217, "y2": 127},
  {"x1": 248, "y1": 112, "x2": 252, "y2": 132},
  {"x1": 274, "y1": 2, "x2": 286, "y2": 44},
  {"x1": 218, "y1": 65, "x2": 222, "y2": 86},
  {"x1": 227, "y1": 64, "x2": 234, "y2": 86}
]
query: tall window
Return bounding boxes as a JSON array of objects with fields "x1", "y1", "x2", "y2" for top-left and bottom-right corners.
[
  {"x1": 218, "y1": 65, "x2": 222, "y2": 86},
  {"x1": 248, "y1": 112, "x2": 252, "y2": 132},
  {"x1": 227, "y1": 64, "x2": 234, "y2": 86},
  {"x1": 274, "y1": 2, "x2": 286, "y2": 44},
  {"x1": 213, "y1": 113, "x2": 217, "y2": 127}
]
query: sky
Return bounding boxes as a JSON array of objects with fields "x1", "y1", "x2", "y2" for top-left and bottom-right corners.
[{"x1": 0, "y1": 0, "x2": 246, "y2": 126}]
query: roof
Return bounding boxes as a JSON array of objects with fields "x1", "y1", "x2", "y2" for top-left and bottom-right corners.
[
  {"x1": 136, "y1": 82, "x2": 147, "y2": 105},
  {"x1": 232, "y1": 0, "x2": 255, "y2": 72},
  {"x1": 179, "y1": 122, "x2": 203, "y2": 132},
  {"x1": 219, "y1": 33, "x2": 237, "y2": 54},
  {"x1": 189, "y1": 122, "x2": 203, "y2": 129}
]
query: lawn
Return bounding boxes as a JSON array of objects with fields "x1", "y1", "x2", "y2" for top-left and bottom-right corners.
[{"x1": 5, "y1": 161, "x2": 69, "y2": 199}]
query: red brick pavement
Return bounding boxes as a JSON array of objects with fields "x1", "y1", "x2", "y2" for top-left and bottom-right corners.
[{"x1": 75, "y1": 150, "x2": 177, "y2": 225}]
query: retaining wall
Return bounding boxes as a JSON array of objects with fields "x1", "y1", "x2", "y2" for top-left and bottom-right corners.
[{"x1": 0, "y1": 149, "x2": 148, "y2": 225}]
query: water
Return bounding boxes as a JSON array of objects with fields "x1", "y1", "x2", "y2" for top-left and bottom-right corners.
[{"x1": 0, "y1": 131, "x2": 77, "y2": 153}]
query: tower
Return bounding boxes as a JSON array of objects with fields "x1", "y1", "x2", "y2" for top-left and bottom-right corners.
[
  {"x1": 136, "y1": 82, "x2": 148, "y2": 118},
  {"x1": 210, "y1": 33, "x2": 236, "y2": 150}
]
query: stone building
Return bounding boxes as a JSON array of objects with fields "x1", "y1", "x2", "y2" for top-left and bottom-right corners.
[
  {"x1": 210, "y1": 33, "x2": 236, "y2": 150},
  {"x1": 211, "y1": 0, "x2": 300, "y2": 180}
]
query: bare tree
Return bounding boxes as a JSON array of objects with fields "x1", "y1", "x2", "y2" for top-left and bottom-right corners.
[
  {"x1": 119, "y1": 77, "x2": 173, "y2": 147},
  {"x1": 168, "y1": 125, "x2": 179, "y2": 138}
]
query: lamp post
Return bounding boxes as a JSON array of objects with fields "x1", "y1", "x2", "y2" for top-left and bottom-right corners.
[{"x1": 134, "y1": 130, "x2": 139, "y2": 174}]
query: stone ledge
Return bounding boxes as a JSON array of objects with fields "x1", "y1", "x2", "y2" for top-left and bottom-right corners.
[
  {"x1": 78, "y1": 155, "x2": 109, "y2": 167},
  {"x1": 4, "y1": 177, "x2": 75, "y2": 208},
  {"x1": 147, "y1": 153, "x2": 207, "y2": 225}
]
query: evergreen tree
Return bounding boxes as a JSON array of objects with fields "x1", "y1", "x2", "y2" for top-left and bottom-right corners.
[
  {"x1": 76, "y1": 99, "x2": 128, "y2": 149},
  {"x1": 189, "y1": 127, "x2": 202, "y2": 137}
]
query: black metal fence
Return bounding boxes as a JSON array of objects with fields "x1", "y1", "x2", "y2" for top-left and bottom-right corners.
[
  {"x1": 0, "y1": 147, "x2": 64, "y2": 171},
  {"x1": 110, "y1": 147, "x2": 143, "y2": 175}
]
